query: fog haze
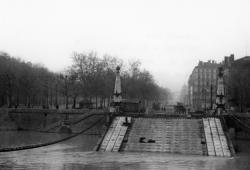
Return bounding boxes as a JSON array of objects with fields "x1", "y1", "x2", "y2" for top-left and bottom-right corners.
[{"x1": 1, "y1": 0, "x2": 250, "y2": 92}]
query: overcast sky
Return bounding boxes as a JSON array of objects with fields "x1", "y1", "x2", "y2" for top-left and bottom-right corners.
[{"x1": 1, "y1": 0, "x2": 250, "y2": 93}]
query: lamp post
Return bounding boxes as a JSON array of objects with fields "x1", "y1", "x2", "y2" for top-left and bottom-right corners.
[
  {"x1": 203, "y1": 81, "x2": 209, "y2": 113},
  {"x1": 210, "y1": 83, "x2": 213, "y2": 110},
  {"x1": 202, "y1": 88, "x2": 206, "y2": 112},
  {"x1": 55, "y1": 76, "x2": 59, "y2": 109},
  {"x1": 205, "y1": 90, "x2": 206, "y2": 112},
  {"x1": 65, "y1": 75, "x2": 69, "y2": 110}
]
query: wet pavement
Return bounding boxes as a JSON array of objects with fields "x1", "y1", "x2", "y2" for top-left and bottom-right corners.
[{"x1": 0, "y1": 131, "x2": 250, "y2": 170}]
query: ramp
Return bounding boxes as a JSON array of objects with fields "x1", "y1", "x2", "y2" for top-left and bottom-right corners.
[
  {"x1": 203, "y1": 118, "x2": 231, "y2": 157},
  {"x1": 99, "y1": 116, "x2": 130, "y2": 152}
]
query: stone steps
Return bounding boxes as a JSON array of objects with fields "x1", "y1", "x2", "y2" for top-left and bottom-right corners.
[
  {"x1": 124, "y1": 118, "x2": 204, "y2": 155},
  {"x1": 99, "y1": 116, "x2": 233, "y2": 157}
]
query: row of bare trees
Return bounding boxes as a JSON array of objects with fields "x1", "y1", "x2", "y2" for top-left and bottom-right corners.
[
  {"x1": 0, "y1": 51, "x2": 171, "y2": 109},
  {"x1": 0, "y1": 52, "x2": 65, "y2": 108},
  {"x1": 70, "y1": 52, "x2": 171, "y2": 108}
]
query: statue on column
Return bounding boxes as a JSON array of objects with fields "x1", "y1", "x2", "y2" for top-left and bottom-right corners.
[
  {"x1": 109, "y1": 66, "x2": 122, "y2": 113},
  {"x1": 113, "y1": 66, "x2": 122, "y2": 104},
  {"x1": 215, "y1": 67, "x2": 225, "y2": 115}
]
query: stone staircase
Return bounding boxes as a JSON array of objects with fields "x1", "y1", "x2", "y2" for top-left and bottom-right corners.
[
  {"x1": 124, "y1": 118, "x2": 204, "y2": 155},
  {"x1": 99, "y1": 116, "x2": 233, "y2": 157}
]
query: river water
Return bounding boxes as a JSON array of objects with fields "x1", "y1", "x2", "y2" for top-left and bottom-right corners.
[{"x1": 0, "y1": 131, "x2": 250, "y2": 170}]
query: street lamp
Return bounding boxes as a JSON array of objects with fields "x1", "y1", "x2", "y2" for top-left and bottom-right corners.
[
  {"x1": 55, "y1": 76, "x2": 59, "y2": 109},
  {"x1": 204, "y1": 88, "x2": 207, "y2": 112},
  {"x1": 210, "y1": 83, "x2": 213, "y2": 110},
  {"x1": 203, "y1": 81, "x2": 209, "y2": 113},
  {"x1": 65, "y1": 75, "x2": 69, "y2": 110}
]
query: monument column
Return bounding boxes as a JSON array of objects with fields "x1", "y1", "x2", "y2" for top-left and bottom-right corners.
[
  {"x1": 215, "y1": 67, "x2": 225, "y2": 115},
  {"x1": 113, "y1": 66, "x2": 122, "y2": 112}
]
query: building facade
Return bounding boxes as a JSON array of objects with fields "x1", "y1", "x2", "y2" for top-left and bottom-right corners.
[
  {"x1": 188, "y1": 54, "x2": 235, "y2": 112},
  {"x1": 188, "y1": 60, "x2": 220, "y2": 111},
  {"x1": 226, "y1": 56, "x2": 250, "y2": 112}
]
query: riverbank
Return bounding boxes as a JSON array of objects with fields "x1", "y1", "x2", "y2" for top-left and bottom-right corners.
[
  {"x1": 0, "y1": 108, "x2": 107, "y2": 132},
  {"x1": 0, "y1": 108, "x2": 107, "y2": 150}
]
